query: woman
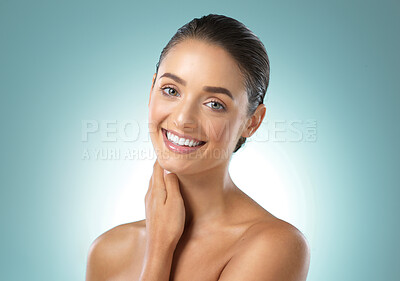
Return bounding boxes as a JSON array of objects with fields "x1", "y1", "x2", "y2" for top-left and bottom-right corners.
[{"x1": 86, "y1": 14, "x2": 310, "y2": 281}]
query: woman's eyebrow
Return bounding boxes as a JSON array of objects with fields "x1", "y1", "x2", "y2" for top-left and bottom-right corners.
[
  {"x1": 159, "y1": 72, "x2": 234, "y2": 100},
  {"x1": 160, "y1": 72, "x2": 187, "y2": 86}
]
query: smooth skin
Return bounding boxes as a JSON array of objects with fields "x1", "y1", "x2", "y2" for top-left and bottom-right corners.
[{"x1": 86, "y1": 39, "x2": 310, "y2": 281}]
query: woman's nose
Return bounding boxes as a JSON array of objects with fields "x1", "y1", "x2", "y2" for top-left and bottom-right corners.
[{"x1": 172, "y1": 98, "x2": 198, "y2": 130}]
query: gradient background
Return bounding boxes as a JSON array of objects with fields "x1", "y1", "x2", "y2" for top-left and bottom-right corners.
[{"x1": 1, "y1": 0, "x2": 399, "y2": 280}]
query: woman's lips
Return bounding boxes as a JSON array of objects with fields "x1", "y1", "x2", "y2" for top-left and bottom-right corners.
[{"x1": 161, "y1": 128, "x2": 206, "y2": 154}]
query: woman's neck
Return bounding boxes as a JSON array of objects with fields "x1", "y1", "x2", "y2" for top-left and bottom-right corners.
[{"x1": 175, "y1": 162, "x2": 239, "y2": 233}]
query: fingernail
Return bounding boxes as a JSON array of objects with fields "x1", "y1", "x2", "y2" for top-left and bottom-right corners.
[{"x1": 164, "y1": 169, "x2": 171, "y2": 175}]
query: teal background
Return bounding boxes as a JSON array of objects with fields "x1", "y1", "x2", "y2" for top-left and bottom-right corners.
[{"x1": 1, "y1": 0, "x2": 399, "y2": 280}]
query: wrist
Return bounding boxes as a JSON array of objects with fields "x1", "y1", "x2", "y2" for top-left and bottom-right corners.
[
  {"x1": 140, "y1": 244, "x2": 176, "y2": 281},
  {"x1": 145, "y1": 239, "x2": 177, "y2": 257}
]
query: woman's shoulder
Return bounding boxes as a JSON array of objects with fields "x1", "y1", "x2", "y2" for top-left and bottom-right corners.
[
  {"x1": 242, "y1": 217, "x2": 309, "y2": 248},
  {"x1": 90, "y1": 219, "x2": 146, "y2": 251},
  {"x1": 221, "y1": 217, "x2": 310, "y2": 280},
  {"x1": 85, "y1": 220, "x2": 146, "y2": 280},
  {"x1": 238, "y1": 198, "x2": 310, "y2": 262}
]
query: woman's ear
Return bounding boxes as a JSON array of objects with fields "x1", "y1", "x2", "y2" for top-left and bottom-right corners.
[
  {"x1": 148, "y1": 73, "x2": 157, "y2": 107},
  {"x1": 242, "y1": 104, "x2": 266, "y2": 138}
]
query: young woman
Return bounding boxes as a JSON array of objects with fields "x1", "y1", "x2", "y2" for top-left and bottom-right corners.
[{"x1": 86, "y1": 14, "x2": 310, "y2": 281}]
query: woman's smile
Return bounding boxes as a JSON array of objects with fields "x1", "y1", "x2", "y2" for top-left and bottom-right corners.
[{"x1": 161, "y1": 128, "x2": 207, "y2": 154}]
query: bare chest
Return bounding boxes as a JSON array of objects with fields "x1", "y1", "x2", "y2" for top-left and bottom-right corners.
[
  {"x1": 119, "y1": 228, "x2": 244, "y2": 281},
  {"x1": 112, "y1": 235, "x2": 236, "y2": 281},
  {"x1": 169, "y1": 236, "x2": 235, "y2": 281}
]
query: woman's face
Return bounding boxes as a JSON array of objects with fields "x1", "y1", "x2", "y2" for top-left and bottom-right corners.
[{"x1": 148, "y1": 39, "x2": 251, "y2": 175}]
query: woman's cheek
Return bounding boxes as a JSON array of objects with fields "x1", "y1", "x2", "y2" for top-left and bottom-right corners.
[
  {"x1": 148, "y1": 100, "x2": 165, "y2": 137},
  {"x1": 205, "y1": 120, "x2": 233, "y2": 144},
  {"x1": 149, "y1": 98, "x2": 171, "y2": 124}
]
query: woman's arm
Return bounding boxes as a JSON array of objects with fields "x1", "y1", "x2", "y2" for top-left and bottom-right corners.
[
  {"x1": 218, "y1": 223, "x2": 310, "y2": 281},
  {"x1": 139, "y1": 160, "x2": 185, "y2": 281}
]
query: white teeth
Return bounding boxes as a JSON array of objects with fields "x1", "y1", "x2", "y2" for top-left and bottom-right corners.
[
  {"x1": 191, "y1": 141, "x2": 200, "y2": 146},
  {"x1": 165, "y1": 130, "x2": 203, "y2": 147}
]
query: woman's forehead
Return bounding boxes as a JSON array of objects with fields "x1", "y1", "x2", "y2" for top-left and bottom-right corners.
[{"x1": 158, "y1": 39, "x2": 245, "y2": 93}]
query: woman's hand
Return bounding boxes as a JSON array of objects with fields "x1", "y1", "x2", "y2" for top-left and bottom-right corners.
[{"x1": 144, "y1": 159, "x2": 186, "y2": 252}]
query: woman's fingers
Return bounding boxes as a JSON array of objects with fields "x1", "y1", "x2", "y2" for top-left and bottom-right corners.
[
  {"x1": 164, "y1": 173, "x2": 181, "y2": 201},
  {"x1": 146, "y1": 159, "x2": 183, "y2": 206},
  {"x1": 152, "y1": 159, "x2": 165, "y2": 191},
  {"x1": 145, "y1": 159, "x2": 167, "y2": 206},
  {"x1": 144, "y1": 158, "x2": 186, "y2": 248}
]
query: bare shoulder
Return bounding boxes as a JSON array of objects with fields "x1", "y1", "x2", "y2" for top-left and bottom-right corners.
[
  {"x1": 243, "y1": 218, "x2": 309, "y2": 250},
  {"x1": 85, "y1": 219, "x2": 146, "y2": 281},
  {"x1": 219, "y1": 218, "x2": 310, "y2": 281}
]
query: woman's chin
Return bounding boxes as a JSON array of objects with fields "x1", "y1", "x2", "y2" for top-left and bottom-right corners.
[
  {"x1": 155, "y1": 157, "x2": 200, "y2": 176},
  {"x1": 157, "y1": 159, "x2": 184, "y2": 174}
]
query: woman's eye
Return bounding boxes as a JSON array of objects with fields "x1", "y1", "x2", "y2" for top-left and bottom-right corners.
[
  {"x1": 205, "y1": 100, "x2": 225, "y2": 111},
  {"x1": 161, "y1": 87, "x2": 180, "y2": 97}
]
